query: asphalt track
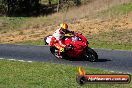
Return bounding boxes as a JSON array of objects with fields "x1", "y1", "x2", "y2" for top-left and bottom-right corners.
[{"x1": 0, "y1": 44, "x2": 132, "y2": 73}]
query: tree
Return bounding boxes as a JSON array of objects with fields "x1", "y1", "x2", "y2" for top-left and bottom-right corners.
[
  {"x1": 48, "y1": 0, "x2": 51, "y2": 5},
  {"x1": 0, "y1": 0, "x2": 7, "y2": 16},
  {"x1": 56, "y1": 0, "x2": 81, "y2": 12},
  {"x1": 1, "y1": 0, "x2": 40, "y2": 16}
]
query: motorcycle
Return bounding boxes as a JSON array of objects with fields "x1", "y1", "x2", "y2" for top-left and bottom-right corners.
[{"x1": 44, "y1": 32, "x2": 98, "y2": 62}]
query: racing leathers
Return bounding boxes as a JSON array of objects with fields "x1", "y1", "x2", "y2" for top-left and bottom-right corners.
[{"x1": 50, "y1": 28, "x2": 74, "y2": 58}]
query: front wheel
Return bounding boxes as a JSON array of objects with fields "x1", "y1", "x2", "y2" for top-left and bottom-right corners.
[
  {"x1": 84, "y1": 47, "x2": 98, "y2": 62},
  {"x1": 50, "y1": 46, "x2": 70, "y2": 59},
  {"x1": 50, "y1": 46, "x2": 61, "y2": 58}
]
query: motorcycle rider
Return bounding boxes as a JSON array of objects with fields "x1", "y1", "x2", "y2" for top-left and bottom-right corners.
[{"x1": 50, "y1": 23, "x2": 74, "y2": 58}]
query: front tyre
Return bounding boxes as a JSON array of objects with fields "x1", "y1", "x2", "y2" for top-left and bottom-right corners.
[
  {"x1": 50, "y1": 46, "x2": 70, "y2": 60},
  {"x1": 50, "y1": 46, "x2": 61, "y2": 58},
  {"x1": 85, "y1": 47, "x2": 98, "y2": 62}
]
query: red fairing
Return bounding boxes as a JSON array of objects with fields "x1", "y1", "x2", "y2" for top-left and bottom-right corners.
[
  {"x1": 50, "y1": 33, "x2": 89, "y2": 58},
  {"x1": 50, "y1": 36, "x2": 65, "y2": 49},
  {"x1": 50, "y1": 37, "x2": 56, "y2": 46},
  {"x1": 64, "y1": 33, "x2": 88, "y2": 58}
]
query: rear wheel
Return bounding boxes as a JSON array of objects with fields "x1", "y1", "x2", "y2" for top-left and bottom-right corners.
[{"x1": 85, "y1": 47, "x2": 98, "y2": 62}]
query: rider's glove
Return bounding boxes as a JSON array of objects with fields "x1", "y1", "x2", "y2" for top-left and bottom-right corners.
[{"x1": 60, "y1": 47, "x2": 65, "y2": 52}]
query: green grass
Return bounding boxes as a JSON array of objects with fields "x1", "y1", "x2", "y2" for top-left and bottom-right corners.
[
  {"x1": 0, "y1": 16, "x2": 57, "y2": 33},
  {"x1": 40, "y1": 0, "x2": 67, "y2": 5},
  {"x1": 86, "y1": 29, "x2": 132, "y2": 50},
  {"x1": 16, "y1": 40, "x2": 44, "y2": 46},
  {"x1": 99, "y1": 3, "x2": 132, "y2": 17},
  {"x1": 89, "y1": 40, "x2": 132, "y2": 50},
  {"x1": 0, "y1": 60, "x2": 132, "y2": 88},
  {"x1": 112, "y1": 3, "x2": 132, "y2": 14},
  {"x1": 0, "y1": 15, "x2": 63, "y2": 33},
  {"x1": 0, "y1": 17, "x2": 29, "y2": 31}
]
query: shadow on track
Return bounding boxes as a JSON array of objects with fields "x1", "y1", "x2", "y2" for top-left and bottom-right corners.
[
  {"x1": 64, "y1": 58, "x2": 111, "y2": 62},
  {"x1": 96, "y1": 59, "x2": 111, "y2": 62}
]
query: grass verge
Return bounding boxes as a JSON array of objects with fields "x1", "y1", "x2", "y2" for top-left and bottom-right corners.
[
  {"x1": 0, "y1": 17, "x2": 29, "y2": 31},
  {"x1": 89, "y1": 40, "x2": 132, "y2": 50},
  {"x1": 99, "y1": 3, "x2": 132, "y2": 17},
  {"x1": 16, "y1": 40, "x2": 45, "y2": 46},
  {"x1": 0, "y1": 60, "x2": 131, "y2": 88}
]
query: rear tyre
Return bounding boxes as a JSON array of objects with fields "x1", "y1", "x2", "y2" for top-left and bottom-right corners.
[{"x1": 85, "y1": 47, "x2": 98, "y2": 62}]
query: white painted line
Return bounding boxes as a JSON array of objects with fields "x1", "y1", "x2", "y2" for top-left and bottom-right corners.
[
  {"x1": 118, "y1": 72, "x2": 123, "y2": 74},
  {"x1": 110, "y1": 71, "x2": 115, "y2": 73},
  {"x1": 105, "y1": 70, "x2": 130, "y2": 74},
  {"x1": 27, "y1": 61, "x2": 33, "y2": 63},
  {"x1": 8, "y1": 59, "x2": 16, "y2": 61},
  {"x1": 92, "y1": 48, "x2": 132, "y2": 52},
  {"x1": 0, "y1": 58, "x2": 4, "y2": 59},
  {"x1": 18, "y1": 60, "x2": 26, "y2": 62},
  {"x1": 126, "y1": 72, "x2": 131, "y2": 74},
  {"x1": 0, "y1": 58, "x2": 33, "y2": 63}
]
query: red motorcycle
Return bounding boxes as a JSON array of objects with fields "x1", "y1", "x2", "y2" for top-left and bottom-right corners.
[{"x1": 44, "y1": 32, "x2": 98, "y2": 62}]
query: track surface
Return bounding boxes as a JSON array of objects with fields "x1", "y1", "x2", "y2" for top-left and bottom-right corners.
[{"x1": 0, "y1": 44, "x2": 132, "y2": 73}]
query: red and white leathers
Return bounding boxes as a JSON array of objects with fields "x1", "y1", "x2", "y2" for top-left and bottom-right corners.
[
  {"x1": 50, "y1": 27, "x2": 74, "y2": 58},
  {"x1": 50, "y1": 28, "x2": 66, "y2": 49},
  {"x1": 50, "y1": 28, "x2": 73, "y2": 51}
]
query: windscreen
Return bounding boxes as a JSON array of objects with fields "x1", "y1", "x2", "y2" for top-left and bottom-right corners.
[{"x1": 72, "y1": 36, "x2": 81, "y2": 41}]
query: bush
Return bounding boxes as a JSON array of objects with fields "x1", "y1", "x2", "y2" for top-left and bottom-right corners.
[
  {"x1": 0, "y1": 0, "x2": 7, "y2": 16},
  {"x1": 0, "y1": 0, "x2": 40, "y2": 16},
  {"x1": 0, "y1": 0, "x2": 83, "y2": 16}
]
